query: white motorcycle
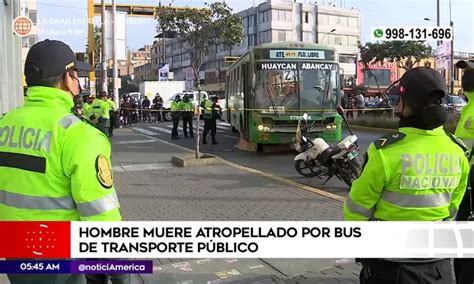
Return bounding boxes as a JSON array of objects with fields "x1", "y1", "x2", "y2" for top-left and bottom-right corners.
[{"x1": 293, "y1": 107, "x2": 362, "y2": 187}]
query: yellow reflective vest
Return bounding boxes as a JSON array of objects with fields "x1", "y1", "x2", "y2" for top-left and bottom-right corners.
[
  {"x1": 91, "y1": 98, "x2": 110, "y2": 119},
  {"x1": 344, "y1": 127, "x2": 470, "y2": 221},
  {"x1": 455, "y1": 91, "x2": 474, "y2": 152},
  {"x1": 106, "y1": 98, "x2": 117, "y2": 112},
  {"x1": 0, "y1": 86, "x2": 121, "y2": 221}
]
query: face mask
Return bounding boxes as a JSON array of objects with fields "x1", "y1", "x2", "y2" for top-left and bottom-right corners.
[{"x1": 65, "y1": 70, "x2": 82, "y2": 96}]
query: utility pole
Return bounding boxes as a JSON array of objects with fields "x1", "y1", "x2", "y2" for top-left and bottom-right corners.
[
  {"x1": 87, "y1": 0, "x2": 96, "y2": 96},
  {"x1": 112, "y1": 0, "x2": 119, "y2": 108},
  {"x1": 101, "y1": 0, "x2": 107, "y2": 94},
  {"x1": 449, "y1": 0, "x2": 454, "y2": 94},
  {"x1": 436, "y1": 0, "x2": 440, "y2": 46}
]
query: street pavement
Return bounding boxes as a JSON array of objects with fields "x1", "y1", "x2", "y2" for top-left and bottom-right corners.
[
  {"x1": 128, "y1": 120, "x2": 387, "y2": 197},
  {"x1": 111, "y1": 126, "x2": 362, "y2": 283},
  {"x1": 0, "y1": 121, "x2": 382, "y2": 284}
]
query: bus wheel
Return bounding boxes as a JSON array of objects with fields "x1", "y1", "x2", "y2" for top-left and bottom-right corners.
[{"x1": 257, "y1": 144, "x2": 263, "y2": 152}]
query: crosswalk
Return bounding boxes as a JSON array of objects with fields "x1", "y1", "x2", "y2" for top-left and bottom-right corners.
[{"x1": 131, "y1": 122, "x2": 233, "y2": 137}]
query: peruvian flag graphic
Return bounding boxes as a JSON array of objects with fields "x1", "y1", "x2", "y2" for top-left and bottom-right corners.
[{"x1": 0, "y1": 222, "x2": 70, "y2": 258}]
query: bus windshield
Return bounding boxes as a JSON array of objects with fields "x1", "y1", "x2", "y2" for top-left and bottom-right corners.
[
  {"x1": 299, "y1": 68, "x2": 338, "y2": 110},
  {"x1": 260, "y1": 69, "x2": 299, "y2": 111},
  {"x1": 255, "y1": 65, "x2": 338, "y2": 112}
]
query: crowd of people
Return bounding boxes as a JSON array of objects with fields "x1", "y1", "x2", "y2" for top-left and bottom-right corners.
[
  {"x1": 118, "y1": 93, "x2": 164, "y2": 126},
  {"x1": 340, "y1": 91, "x2": 366, "y2": 119}
]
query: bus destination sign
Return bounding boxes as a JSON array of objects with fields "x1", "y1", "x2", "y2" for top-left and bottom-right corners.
[
  {"x1": 269, "y1": 50, "x2": 326, "y2": 60},
  {"x1": 257, "y1": 62, "x2": 335, "y2": 70}
]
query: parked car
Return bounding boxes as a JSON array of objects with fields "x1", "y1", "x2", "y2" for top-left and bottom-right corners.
[{"x1": 162, "y1": 91, "x2": 209, "y2": 121}]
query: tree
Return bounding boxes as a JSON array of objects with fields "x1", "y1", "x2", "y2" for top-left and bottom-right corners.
[
  {"x1": 85, "y1": 26, "x2": 102, "y2": 66},
  {"x1": 358, "y1": 41, "x2": 432, "y2": 106},
  {"x1": 157, "y1": 2, "x2": 243, "y2": 158},
  {"x1": 119, "y1": 75, "x2": 138, "y2": 95},
  {"x1": 359, "y1": 41, "x2": 433, "y2": 70}
]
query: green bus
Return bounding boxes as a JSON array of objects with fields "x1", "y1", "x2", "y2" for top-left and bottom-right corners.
[{"x1": 225, "y1": 42, "x2": 342, "y2": 147}]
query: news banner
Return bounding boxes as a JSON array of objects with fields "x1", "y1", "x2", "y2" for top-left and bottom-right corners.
[{"x1": 0, "y1": 221, "x2": 473, "y2": 274}]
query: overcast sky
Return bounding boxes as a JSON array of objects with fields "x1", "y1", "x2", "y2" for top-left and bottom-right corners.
[{"x1": 36, "y1": 0, "x2": 474, "y2": 53}]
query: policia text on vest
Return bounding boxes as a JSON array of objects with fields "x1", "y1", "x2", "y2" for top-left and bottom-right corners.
[
  {"x1": 0, "y1": 39, "x2": 129, "y2": 284},
  {"x1": 0, "y1": 126, "x2": 51, "y2": 153},
  {"x1": 400, "y1": 153, "x2": 462, "y2": 190}
]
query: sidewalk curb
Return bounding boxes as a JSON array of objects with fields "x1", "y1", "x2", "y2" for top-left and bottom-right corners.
[{"x1": 123, "y1": 129, "x2": 345, "y2": 203}]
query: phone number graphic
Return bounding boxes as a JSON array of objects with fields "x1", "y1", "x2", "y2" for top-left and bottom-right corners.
[{"x1": 372, "y1": 27, "x2": 452, "y2": 41}]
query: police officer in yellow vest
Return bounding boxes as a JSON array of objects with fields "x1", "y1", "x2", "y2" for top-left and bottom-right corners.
[
  {"x1": 180, "y1": 94, "x2": 194, "y2": 138},
  {"x1": 91, "y1": 91, "x2": 111, "y2": 135},
  {"x1": 201, "y1": 96, "x2": 221, "y2": 145},
  {"x1": 453, "y1": 59, "x2": 474, "y2": 284},
  {"x1": 344, "y1": 67, "x2": 470, "y2": 284},
  {"x1": 170, "y1": 95, "x2": 182, "y2": 139},
  {"x1": 0, "y1": 40, "x2": 129, "y2": 284},
  {"x1": 105, "y1": 93, "x2": 118, "y2": 138},
  {"x1": 83, "y1": 95, "x2": 96, "y2": 121}
]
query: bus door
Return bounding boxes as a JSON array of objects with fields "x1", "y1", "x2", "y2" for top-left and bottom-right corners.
[{"x1": 242, "y1": 62, "x2": 250, "y2": 140}]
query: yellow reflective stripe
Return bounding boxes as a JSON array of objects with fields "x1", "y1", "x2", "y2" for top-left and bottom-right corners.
[
  {"x1": 0, "y1": 190, "x2": 75, "y2": 210},
  {"x1": 76, "y1": 192, "x2": 120, "y2": 217},
  {"x1": 59, "y1": 114, "x2": 81, "y2": 129},
  {"x1": 381, "y1": 191, "x2": 452, "y2": 207},
  {"x1": 345, "y1": 196, "x2": 374, "y2": 219}
]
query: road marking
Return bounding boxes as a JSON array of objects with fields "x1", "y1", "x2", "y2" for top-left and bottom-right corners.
[
  {"x1": 115, "y1": 139, "x2": 156, "y2": 145},
  {"x1": 131, "y1": 127, "x2": 159, "y2": 136},
  {"x1": 148, "y1": 126, "x2": 172, "y2": 134},
  {"x1": 136, "y1": 133, "x2": 346, "y2": 203},
  {"x1": 113, "y1": 163, "x2": 173, "y2": 172}
]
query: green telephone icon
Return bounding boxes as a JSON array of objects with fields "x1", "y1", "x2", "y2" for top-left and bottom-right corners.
[{"x1": 374, "y1": 29, "x2": 384, "y2": 38}]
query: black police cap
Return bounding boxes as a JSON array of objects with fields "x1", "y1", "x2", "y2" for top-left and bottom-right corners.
[
  {"x1": 25, "y1": 39, "x2": 92, "y2": 81},
  {"x1": 396, "y1": 67, "x2": 447, "y2": 108}
]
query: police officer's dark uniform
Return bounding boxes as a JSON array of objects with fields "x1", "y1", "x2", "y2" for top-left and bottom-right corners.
[
  {"x1": 453, "y1": 59, "x2": 474, "y2": 284},
  {"x1": 142, "y1": 96, "x2": 151, "y2": 123},
  {"x1": 201, "y1": 96, "x2": 222, "y2": 145},
  {"x1": 181, "y1": 94, "x2": 194, "y2": 138},
  {"x1": 152, "y1": 93, "x2": 163, "y2": 122},
  {"x1": 344, "y1": 67, "x2": 470, "y2": 284}
]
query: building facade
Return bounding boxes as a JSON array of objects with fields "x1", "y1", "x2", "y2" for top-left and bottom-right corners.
[
  {"x1": 131, "y1": 45, "x2": 151, "y2": 69},
  {"x1": 20, "y1": 0, "x2": 38, "y2": 86},
  {"x1": 1, "y1": 0, "x2": 24, "y2": 114},
  {"x1": 156, "y1": 0, "x2": 360, "y2": 94}
]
